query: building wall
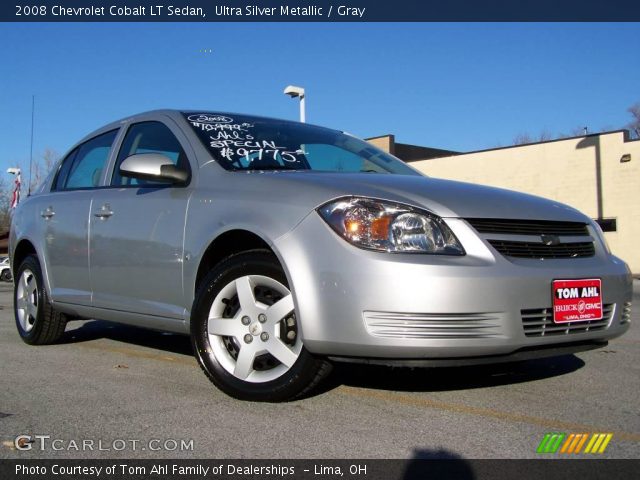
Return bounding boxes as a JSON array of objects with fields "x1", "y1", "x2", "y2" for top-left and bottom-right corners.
[
  {"x1": 408, "y1": 131, "x2": 640, "y2": 273},
  {"x1": 366, "y1": 135, "x2": 395, "y2": 153}
]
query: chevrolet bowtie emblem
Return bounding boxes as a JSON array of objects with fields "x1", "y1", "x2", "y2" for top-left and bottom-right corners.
[{"x1": 541, "y1": 234, "x2": 560, "y2": 246}]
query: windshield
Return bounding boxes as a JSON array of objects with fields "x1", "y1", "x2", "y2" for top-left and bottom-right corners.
[{"x1": 183, "y1": 112, "x2": 420, "y2": 175}]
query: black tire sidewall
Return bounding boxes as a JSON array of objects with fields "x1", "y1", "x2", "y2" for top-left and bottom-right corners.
[
  {"x1": 14, "y1": 255, "x2": 47, "y2": 344},
  {"x1": 191, "y1": 251, "x2": 321, "y2": 401}
]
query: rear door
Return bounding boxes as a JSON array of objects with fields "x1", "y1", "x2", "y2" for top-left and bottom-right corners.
[
  {"x1": 89, "y1": 119, "x2": 193, "y2": 319},
  {"x1": 41, "y1": 130, "x2": 118, "y2": 305}
]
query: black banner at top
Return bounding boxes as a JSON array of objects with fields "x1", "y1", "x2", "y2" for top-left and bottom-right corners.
[{"x1": 3, "y1": 0, "x2": 640, "y2": 22}]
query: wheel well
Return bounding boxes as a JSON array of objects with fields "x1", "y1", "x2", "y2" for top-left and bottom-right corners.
[
  {"x1": 195, "y1": 230, "x2": 275, "y2": 291},
  {"x1": 12, "y1": 240, "x2": 37, "y2": 273}
]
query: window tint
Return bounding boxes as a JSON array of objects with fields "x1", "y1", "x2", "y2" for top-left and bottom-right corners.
[
  {"x1": 303, "y1": 144, "x2": 390, "y2": 173},
  {"x1": 112, "y1": 121, "x2": 188, "y2": 186},
  {"x1": 183, "y1": 112, "x2": 419, "y2": 175},
  {"x1": 64, "y1": 130, "x2": 118, "y2": 189},
  {"x1": 52, "y1": 148, "x2": 78, "y2": 191}
]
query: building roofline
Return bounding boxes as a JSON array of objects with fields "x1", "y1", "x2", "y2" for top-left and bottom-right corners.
[
  {"x1": 458, "y1": 129, "x2": 636, "y2": 156},
  {"x1": 364, "y1": 134, "x2": 396, "y2": 141}
]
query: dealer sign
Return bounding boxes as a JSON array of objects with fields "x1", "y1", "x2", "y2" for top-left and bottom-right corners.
[{"x1": 552, "y1": 279, "x2": 603, "y2": 323}]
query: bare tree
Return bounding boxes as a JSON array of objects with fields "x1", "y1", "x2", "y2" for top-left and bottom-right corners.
[
  {"x1": 0, "y1": 176, "x2": 12, "y2": 232},
  {"x1": 17, "y1": 148, "x2": 59, "y2": 193},
  {"x1": 537, "y1": 130, "x2": 553, "y2": 142},
  {"x1": 513, "y1": 131, "x2": 554, "y2": 145},
  {"x1": 628, "y1": 103, "x2": 640, "y2": 139},
  {"x1": 0, "y1": 148, "x2": 59, "y2": 232},
  {"x1": 513, "y1": 133, "x2": 533, "y2": 145}
]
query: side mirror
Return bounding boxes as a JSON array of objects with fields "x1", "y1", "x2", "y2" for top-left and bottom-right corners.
[{"x1": 119, "y1": 153, "x2": 189, "y2": 184}]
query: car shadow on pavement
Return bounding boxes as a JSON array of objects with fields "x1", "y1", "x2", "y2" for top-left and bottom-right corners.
[
  {"x1": 60, "y1": 319, "x2": 585, "y2": 395},
  {"x1": 327, "y1": 355, "x2": 585, "y2": 393},
  {"x1": 403, "y1": 448, "x2": 474, "y2": 479},
  {"x1": 61, "y1": 320, "x2": 194, "y2": 356}
]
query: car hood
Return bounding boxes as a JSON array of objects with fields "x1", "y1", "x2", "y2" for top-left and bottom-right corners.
[{"x1": 223, "y1": 171, "x2": 589, "y2": 223}]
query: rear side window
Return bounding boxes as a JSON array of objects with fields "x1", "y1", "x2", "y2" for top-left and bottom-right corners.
[
  {"x1": 62, "y1": 130, "x2": 118, "y2": 190},
  {"x1": 52, "y1": 148, "x2": 78, "y2": 191},
  {"x1": 112, "y1": 121, "x2": 188, "y2": 186}
]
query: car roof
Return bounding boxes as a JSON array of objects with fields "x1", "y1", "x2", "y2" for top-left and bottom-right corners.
[{"x1": 76, "y1": 109, "x2": 340, "y2": 147}]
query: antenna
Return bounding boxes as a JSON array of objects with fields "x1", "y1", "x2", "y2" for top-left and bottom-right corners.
[{"x1": 28, "y1": 95, "x2": 35, "y2": 196}]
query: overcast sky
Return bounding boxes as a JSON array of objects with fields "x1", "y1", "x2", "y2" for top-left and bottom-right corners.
[{"x1": 2, "y1": 22, "x2": 639, "y2": 173}]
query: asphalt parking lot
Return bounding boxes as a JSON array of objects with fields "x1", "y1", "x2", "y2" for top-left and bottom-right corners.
[{"x1": 0, "y1": 281, "x2": 638, "y2": 460}]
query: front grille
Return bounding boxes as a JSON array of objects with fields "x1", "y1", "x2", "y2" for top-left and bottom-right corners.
[
  {"x1": 621, "y1": 302, "x2": 632, "y2": 324},
  {"x1": 467, "y1": 218, "x2": 589, "y2": 236},
  {"x1": 521, "y1": 304, "x2": 613, "y2": 337},
  {"x1": 488, "y1": 240, "x2": 595, "y2": 259},
  {"x1": 363, "y1": 311, "x2": 502, "y2": 339}
]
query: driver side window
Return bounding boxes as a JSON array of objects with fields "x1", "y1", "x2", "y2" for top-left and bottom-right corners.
[{"x1": 112, "y1": 121, "x2": 188, "y2": 186}]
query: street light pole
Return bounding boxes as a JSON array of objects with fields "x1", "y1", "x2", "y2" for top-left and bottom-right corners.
[
  {"x1": 299, "y1": 93, "x2": 306, "y2": 123},
  {"x1": 283, "y1": 85, "x2": 306, "y2": 123}
]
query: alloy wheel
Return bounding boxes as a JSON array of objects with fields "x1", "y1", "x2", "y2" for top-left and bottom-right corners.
[
  {"x1": 16, "y1": 269, "x2": 38, "y2": 333},
  {"x1": 206, "y1": 274, "x2": 302, "y2": 383}
]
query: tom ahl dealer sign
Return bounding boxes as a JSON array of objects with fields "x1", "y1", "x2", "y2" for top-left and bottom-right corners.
[{"x1": 552, "y1": 279, "x2": 603, "y2": 323}]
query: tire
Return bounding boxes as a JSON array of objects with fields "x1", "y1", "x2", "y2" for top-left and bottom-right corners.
[
  {"x1": 14, "y1": 255, "x2": 67, "y2": 345},
  {"x1": 191, "y1": 249, "x2": 331, "y2": 401},
  {"x1": 1, "y1": 269, "x2": 11, "y2": 282}
]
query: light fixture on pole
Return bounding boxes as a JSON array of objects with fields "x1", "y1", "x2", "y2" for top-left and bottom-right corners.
[{"x1": 283, "y1": 85, "x2": 305, "y2": 123}]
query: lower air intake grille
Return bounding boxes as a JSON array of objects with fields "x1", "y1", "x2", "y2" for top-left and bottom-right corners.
[
  {"x1": 363, "y1": 311, "x2": 502, "y2": 339},
  {"x1": 489, "y1": 240, "x2": 595, "y2": 259},
  {"x1": 521, "y1": 304, "x2": 613, "y2": 337}
]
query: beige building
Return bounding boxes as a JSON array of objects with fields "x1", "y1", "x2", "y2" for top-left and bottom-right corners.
[{"x1": 367, "y1": 130, "x2": 640, "y2": 274}]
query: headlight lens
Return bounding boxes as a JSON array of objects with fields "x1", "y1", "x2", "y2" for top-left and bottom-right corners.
[{"x1": 318, "y1": 197, "x2": 465, "y2": 255}]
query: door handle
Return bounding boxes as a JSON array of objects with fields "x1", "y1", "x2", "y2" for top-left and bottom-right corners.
[
  {"x1": 94, "y1": 204, "x2": 113, "y2": 219},
  {"x1": 40, "y1": 207, "x2": 55, "y2": 219}
]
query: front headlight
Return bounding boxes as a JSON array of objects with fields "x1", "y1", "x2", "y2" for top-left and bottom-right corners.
[{"x1": 318, "y1": 197, "x2": 465, "y2": 255}]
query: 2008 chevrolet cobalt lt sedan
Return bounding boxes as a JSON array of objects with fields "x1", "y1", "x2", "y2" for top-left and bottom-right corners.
[{"x1": 10, "y1": 110, "x2": 632, "y2": 401}]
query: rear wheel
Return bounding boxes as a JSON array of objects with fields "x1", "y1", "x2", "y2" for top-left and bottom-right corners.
[
  {"x1": 14, "y1": 255, "x2": 67, "y2": 345},
  {"x1": 191, "y1": 250, "x2": 331, "y2": 401}
]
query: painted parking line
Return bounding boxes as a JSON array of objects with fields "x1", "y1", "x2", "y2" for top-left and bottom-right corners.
[
  {"x1": 337, "y1": 386, "x2": 640, "y2": 443},
  {"x1": 75, "y1": 341, "x2": 196, "y2": 366}
]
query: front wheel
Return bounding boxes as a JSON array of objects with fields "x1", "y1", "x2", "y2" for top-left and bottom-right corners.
[{"x1": 191, "y1": 250, "x2": 331, "y2": 401}]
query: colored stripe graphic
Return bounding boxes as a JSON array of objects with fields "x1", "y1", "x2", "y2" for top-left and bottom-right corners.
[
  {"x1": 537, "y1": 433, "x2": 565, "y2": 453},
  {"x1": 597, "y1": 434, "x2": 613, "y2": 453},
  {"x1": 537, "y1": 433, "x2": 552, "y2": 453},
  {"x1": 584, "y1": 433, "x2": 613, "y2": 454},
  {"x1": 560, "y1": 434, "x2": 575, "y2": 453},
  {"x1": 574, "y1": 433, "x2": 589, "y2": 453},
  {"x1": 560, "y1": 433, "x2": 588, "y2": 454},
  {"x1": 540, "y1": 433, "x2": 612, "y2": 454},
  {"x1": 584, "y1": 434, "x2": 599, "y2": 453}
]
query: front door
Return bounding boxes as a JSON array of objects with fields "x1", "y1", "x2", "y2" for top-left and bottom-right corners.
[{"x1": 89, "y1": 120, "x2": 192, "y2": 319}]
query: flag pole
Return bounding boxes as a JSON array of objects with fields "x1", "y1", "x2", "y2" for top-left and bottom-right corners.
[{"x1": 28, "y1": 95, "x2": 35, "y2": 196}]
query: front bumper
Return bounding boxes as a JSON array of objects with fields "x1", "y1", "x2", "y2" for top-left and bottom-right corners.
[{"x1": 274, "y1": 214, "x2": 632, "y2": 359}]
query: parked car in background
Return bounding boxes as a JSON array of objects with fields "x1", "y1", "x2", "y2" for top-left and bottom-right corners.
[
  {"x1": 9, "y1": 110, "x2": 633, "y2": 401},
  {"x1": 1, "y1": 256, "x2": 12, "y2": 282}
]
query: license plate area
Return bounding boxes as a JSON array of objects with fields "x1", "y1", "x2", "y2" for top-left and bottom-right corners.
[{"x1": 552, "y1": 279, "x2": 603, "y2": 323}]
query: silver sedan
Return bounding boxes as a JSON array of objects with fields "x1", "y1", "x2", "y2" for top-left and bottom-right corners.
[{"x1": 10, "y1": 110, "x2": 632, "y2": 401}]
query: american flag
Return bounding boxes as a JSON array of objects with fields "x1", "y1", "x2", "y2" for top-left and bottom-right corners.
[{"x1": 10, "y1": 172, "x2": 21, "y2": 209}]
